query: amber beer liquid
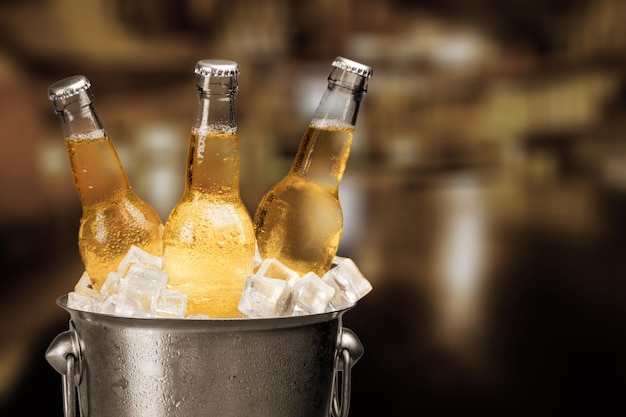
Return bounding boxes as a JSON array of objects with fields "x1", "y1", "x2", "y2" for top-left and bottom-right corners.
[
  {"x1": 48, "y1": 76, "x2": 164, "y2": 290},
  {"x1": 163, "y1": 129, "x2": 255, "y2": 317},
  {"x1": 254, "y1": 122, "x2": 354, "y2": 276},
  {"x1": 163, "y1": 60, "x2": 255, "y2": 318},
  {"x1": 66, "y1": 135, "x2": 163, "y2": 289},
  {"x1": 254, "y1": 57, "x2": 372, "y2": 277}
]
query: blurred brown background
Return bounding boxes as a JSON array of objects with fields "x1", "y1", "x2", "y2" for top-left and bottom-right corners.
[{"x1": 1, "y1": 0, "x2": 626, "y2": 415}]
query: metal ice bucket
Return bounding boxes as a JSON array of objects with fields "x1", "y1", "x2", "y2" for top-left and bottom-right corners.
[{"x1": 46, "y1": 295, "x2": 363, "y2": 417}]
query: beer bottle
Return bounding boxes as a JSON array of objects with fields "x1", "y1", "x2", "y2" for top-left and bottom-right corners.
[
  {"x1": 48, "y1": 75, "x2": 164, "y2": 291},
  {"x1": 253, "y1": 57, "x2": 372, "y2": 277},
  {"x1": 162, "y1": 60, "x2": 255, "y2": 318}
]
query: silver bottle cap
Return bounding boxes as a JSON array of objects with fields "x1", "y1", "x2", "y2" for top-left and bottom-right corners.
[
  {"x1": 195, "y1": 60, "x2": 239, "y2": 92},
  {"x1": 332, "y1": 57, "x2": 373, "y2": 78},
  {"x1": 48, "y1": 75, "x2": 94, "y2": 111},
  {"x1": 195, "y1": 59, "x2": 240, "y2": 77}
]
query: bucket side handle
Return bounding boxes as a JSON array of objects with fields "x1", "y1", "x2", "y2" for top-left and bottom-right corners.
[
  {"x1": 45, "y1": 327, "x2": 81, "y2": 417},
  {"x1": 331, "y1": 327, "x2": 363, "y2": 417}
]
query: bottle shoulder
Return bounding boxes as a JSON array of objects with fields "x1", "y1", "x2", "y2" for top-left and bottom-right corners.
[
  {"x1": 166, "y1": 193, "x2": 253, "y2": 223},
  {"x1": 265, "y1": 174, "x2": 339, "y2": 196},
  {"x1": 82, "y1": 189, "x2": 163, "y2": 222}
]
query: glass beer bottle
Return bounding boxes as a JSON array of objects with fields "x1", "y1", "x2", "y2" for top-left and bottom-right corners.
[
  {"x1": 254, "y1": 57, "x2": 372, "y2": 277},
  {"x1": 48, "y1": 75, "x2": 164, "y2": 291},
  {"x1": 162, "y1": 60, "x2": 255, "y2": 318}
]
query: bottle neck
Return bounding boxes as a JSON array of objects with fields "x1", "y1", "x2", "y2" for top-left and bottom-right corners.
[
  {"x1": 186, "y1": 88, "x2": 241, "y2": 197},
  {"x1": 56, "y1": 99, "x2": 106, "y2": 139},
  {"x1": 312, "y1": 79, "x2": 365, "y2": 126},
  {"x1": 56, "y1": 99, "x2": 130, "y2": 205},
  {"x1": 291, "y1": 79, "x2": 365, "y2": 189},
  {"x1": 192, "y1": 87, "x2": 237, "y2": 132}
]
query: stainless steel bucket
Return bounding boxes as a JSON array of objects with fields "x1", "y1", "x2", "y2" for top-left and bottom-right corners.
[{"x1": 46, "y1": 295, "x2": 363, "y2": 417}]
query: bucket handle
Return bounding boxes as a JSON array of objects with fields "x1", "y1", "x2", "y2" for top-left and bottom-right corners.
[
  {"x1": 331, "y1": 327, "x2": 364, "y2": 417},
  {"x1": 45, "y1": 326, "x2": 81, "y2": 417}
]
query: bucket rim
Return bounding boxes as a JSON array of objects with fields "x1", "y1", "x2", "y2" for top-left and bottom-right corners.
[{"x1": 56, "y1": 294, "x2": 354, "y2": 329}]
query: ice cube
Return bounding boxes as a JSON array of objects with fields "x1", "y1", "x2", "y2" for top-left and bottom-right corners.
[
  {"x1": 255, "y1": 258, "x2": 300, "y2": 285},
  {"x1": 323, "y1": 257, "x2": 372, "y2": 309},
  {"x1": 292, "y1": 272, "x2": 335, "y2": 315},
  {"x1": 100, "y1": 271, "x2": 122, "y2": 298},
  {"x1": 67, "y1": 291, "x2": 100, "y2": 312},
  {"x1": 98, "y1": 293, "x2": 119, "y2": 315},
  {"x1": 156, "y1": 289, "x2": 188, "y2": 318},
  {"x1": 114, "y1": 302, "x2": 152, "y2": 318},
  {"x1": 114, "y1": 285, "x2": 155, "y2": 317},
  {"x1": 124, "y1": 263, "x2": 169, "y2": 288},
  {"x1": 238, "y1": 274, "x2": 295, "y2": 318},
  {"x1": 115, "y1": 264, "x2": 168, "y2": 316},
  {"x1": 74, "y1": 271, "x2": 99, "y2": 297},
  {"x1": 117, "y1": 245, "x2": 163, "y2": 276},
  {"x1": 66, "y1": 245, "x2": 183, "y2": 318},
  {"x1": 331, "y1": 255, "x2": 346, "y2": 267}
]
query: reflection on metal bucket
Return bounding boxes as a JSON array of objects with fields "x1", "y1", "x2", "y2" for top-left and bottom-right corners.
[{"x1": 46, "y1": 295, "x2": 363, "y2": 417}]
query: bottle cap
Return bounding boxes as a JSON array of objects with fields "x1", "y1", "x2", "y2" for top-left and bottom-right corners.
[
  {"x1": 48, "y1": 75, "x2": 91, "y2": 101},
  {"x1": 332, "y1": 57, "x2": 373, "y2": 78},
  {"x1": 48, "y1": 75, "x2": 94, "y2": 111},
  {"x1": 195, "y1": 59, "x2": 240, "y2": 77},
  {"x1": 195, "y1": 59, "x2": 239, "y2": 92}
]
